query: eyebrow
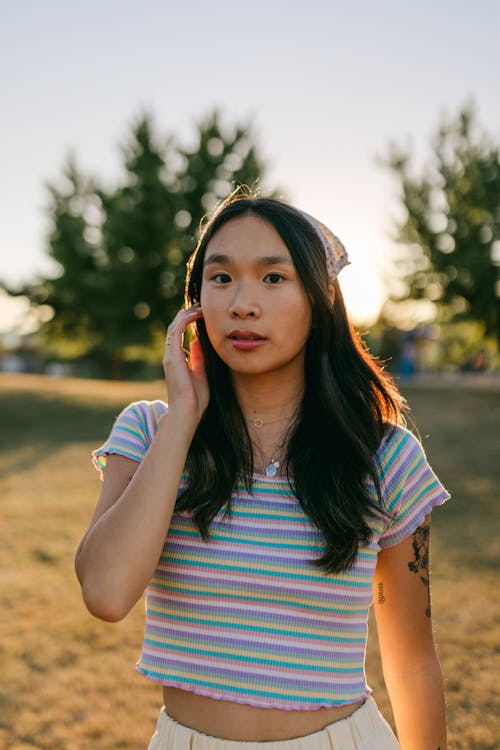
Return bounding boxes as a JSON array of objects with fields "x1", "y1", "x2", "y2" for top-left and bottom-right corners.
[{"x1": 203, "y1": 253, "x2": 293, "y2": 267}]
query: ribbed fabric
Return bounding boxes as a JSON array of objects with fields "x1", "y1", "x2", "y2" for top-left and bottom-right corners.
[{"x1": 93, "y1": 400, "x2": 451, "y2": 710}]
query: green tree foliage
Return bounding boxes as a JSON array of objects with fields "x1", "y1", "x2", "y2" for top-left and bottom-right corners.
[
  {"x1": 11, "y1": 158, "x2": 101, "y2": 359},
  {"x1": 176, "y1": 108, "x2": 266, "y2": 252},
  {"x1": 96, "y1": 117, "x2": 182, "y2": 374},
  {"x1": 4, "y1": 110, "x2": 274, "y2": 377},
  {"x1": 152, "y1": 108, "x2": 279, "y2": 334},
  {"x1": 379, "y1": 101, "x2": 500, "y2": 348}
]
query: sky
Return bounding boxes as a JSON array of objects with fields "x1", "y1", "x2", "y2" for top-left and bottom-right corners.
[{"x1": 1, "y1": 0, "x2": 499, "y2": 333}]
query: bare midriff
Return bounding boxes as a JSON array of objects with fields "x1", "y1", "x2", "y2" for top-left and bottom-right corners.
[{"x1": 162, "y1": 686, "x2": 365, "y2": 741}]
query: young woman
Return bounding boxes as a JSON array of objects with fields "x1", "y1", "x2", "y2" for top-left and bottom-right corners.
[{"x1": 75, "y1": 190, "x2": 451, "y2": 749}]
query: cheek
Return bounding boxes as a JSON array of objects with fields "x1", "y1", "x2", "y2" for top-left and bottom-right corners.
[
  {"x1": 294, "y1": 312, "x2": 313, "y2": 346},
  {"x1": 200, "y1": 286, "x2": 214, "y2": 318},
  {"x1": 200, "y1": 291, "x2": 223, "y2": 342},
  {"x1": 286, "y1": 292, "x2": 312, "y2": 338}
]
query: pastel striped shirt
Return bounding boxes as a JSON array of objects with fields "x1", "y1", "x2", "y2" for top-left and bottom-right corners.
[{"x1": 92, "y1": 400, "x2": 451, "y2": 710}]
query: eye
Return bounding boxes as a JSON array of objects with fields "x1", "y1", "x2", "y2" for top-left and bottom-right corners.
[
  {"x1": 211, "y1": 272, "x2": 232, "y2": 284},
  {"x1": 264, "y1": 273, "x2": 284, "y2": 284}
]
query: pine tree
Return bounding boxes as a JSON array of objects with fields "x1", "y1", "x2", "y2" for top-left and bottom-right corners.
[
  {"x1": 11, "y1": 157, "x2": 102, "y2": 359},
  {"x1": 170, "y1": 108, "x2": 282, "y2": 291},
  {"x1": 3, "y1": 110, "x2": 276, "y2": 377},
  {"x1": 96, "y1": 115, "x2": 181, "y2": 376},
  {"x1": 380, "y1": 101, "x2": 500, "y2": 348}
]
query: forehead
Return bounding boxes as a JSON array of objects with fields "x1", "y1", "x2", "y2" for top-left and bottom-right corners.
[{"x1": 206, "y1": 214, "x2": 291, "y2": 258}]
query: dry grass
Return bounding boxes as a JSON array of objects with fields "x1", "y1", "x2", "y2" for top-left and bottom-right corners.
[{"x1": 0, "y1": 373, "x2": 498, "y2": 749}]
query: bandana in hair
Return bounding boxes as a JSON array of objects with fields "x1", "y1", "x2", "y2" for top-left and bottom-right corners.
[{"x1": 299, "y1": 210, "x2": 351, "y2": 284}]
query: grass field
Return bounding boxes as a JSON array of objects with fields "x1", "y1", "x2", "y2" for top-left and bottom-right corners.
[{"x1": 0, "y1": 373, "x2": 498, "y2": 750}]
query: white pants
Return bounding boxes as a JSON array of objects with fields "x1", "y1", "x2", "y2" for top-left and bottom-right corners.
[{"x1": 147, "y1": 696, "x2": 400, "y2": 749}]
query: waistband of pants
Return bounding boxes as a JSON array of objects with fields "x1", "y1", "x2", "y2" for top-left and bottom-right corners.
[{"x1": 149, "y1": 696, "x2": 399, "y2": 749}]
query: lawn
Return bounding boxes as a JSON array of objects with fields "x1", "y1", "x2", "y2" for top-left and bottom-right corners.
[{"x1": 0, "y1": 373, "x2": 498, "y2": 749}]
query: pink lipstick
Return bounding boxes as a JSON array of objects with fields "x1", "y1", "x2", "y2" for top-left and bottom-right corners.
[{"x1": 227, "y1": 329, "x2": 267, "y2": 351}]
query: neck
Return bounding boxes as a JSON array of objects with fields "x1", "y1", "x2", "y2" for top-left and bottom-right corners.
[
  {"x1": 231, "y1": 367, "x2": 305, "y2": 424},
  {"x1": 230, "y1": 367, "x2": 305, "y2": 477}
]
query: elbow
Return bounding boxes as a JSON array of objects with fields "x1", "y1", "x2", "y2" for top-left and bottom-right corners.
[
  {"x1": 75, "y1": 560, "x2": 132, "y2": 623},
  {"x1": 80, "y1": 583, "x2": 131, "y2": 623},
  {"x1": 94, "y1": 607, "x2": 128, "y2": 624}
]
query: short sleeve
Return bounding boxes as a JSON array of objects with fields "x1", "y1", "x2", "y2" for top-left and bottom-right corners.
[
  {"x1": 377, "y1": 425, "x2": 451, "y2": 549},
  {"x1": 92, "y1": 399, "x2": 168, "y2": 480}
]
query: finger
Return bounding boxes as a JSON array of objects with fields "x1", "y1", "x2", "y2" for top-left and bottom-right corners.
[
  {"x1": 189, "y1": 337, "x2": 206, "y2": 376},
  {"x1": 169, "y1": 305, "x2": 203, "y2": 337},
  {"x1": 165, "y1": 306, "x2": 203, "y2": 355},
  {"x1": 164, "y1": 329, "x2": 183, "y2": 358}
]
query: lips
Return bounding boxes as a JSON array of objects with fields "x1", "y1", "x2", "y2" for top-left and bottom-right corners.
[
  {"x1": 227, "y1": 329, "x2": 267, "y2": 351},
  {"x1": 227, "y1": 330, "x2": 266, "y2": 341}
]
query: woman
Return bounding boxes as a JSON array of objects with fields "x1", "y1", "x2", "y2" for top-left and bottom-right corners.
[{"x1": 75, "y1": 189, "x2": 450, "y2": 749}]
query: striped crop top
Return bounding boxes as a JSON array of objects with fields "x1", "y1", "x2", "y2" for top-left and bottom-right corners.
[{"x1": 92, "y1": 400, "x2": 451, "y2": 710}]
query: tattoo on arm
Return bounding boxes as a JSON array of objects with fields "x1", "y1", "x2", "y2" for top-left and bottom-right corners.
[
  {"x1": 408, "y1": 521, "x2": 431, "y2": 617},
  {"x1": 377, "y1": 581, "x2": 385, "y2": 605}
]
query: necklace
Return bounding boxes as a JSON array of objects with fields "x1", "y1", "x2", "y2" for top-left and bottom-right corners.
[
  {"x1": 245, "y1": 411, "x2": 296, "y2": 477},
  {"x1": 256, "y1": 431, "x2": 286, "y2": 477},
  {"x1": 264, "y1": 456, "x2": 281, "y2": 477},
  {"x1": 247, "y1": 414, "x2": 290, "y2": 430},
  {"x1": 247, "y1": 414, "x2": 293, "y2": 477}
]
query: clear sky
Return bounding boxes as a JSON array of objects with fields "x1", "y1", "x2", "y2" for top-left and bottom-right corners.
[{"x1": 1, "y1": 0, "x2": 499, "y2": 332}]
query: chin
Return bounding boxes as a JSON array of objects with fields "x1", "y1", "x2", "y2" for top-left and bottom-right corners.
[
  {"x1": 221, "y1": 357, "x2": 269, "y2": 375},
  {"x1": 230, "y1": 358, "x2": 299, "y2": 378}
]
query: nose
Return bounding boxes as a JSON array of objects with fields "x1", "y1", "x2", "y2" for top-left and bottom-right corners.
[{"x1": 228, "y1": 284, "x2": 260, "y2": 319}]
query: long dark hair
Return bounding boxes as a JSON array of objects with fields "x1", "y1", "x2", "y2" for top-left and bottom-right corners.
[{"x1": 176, "y1": 188, "x2": 413, "y2": 572}]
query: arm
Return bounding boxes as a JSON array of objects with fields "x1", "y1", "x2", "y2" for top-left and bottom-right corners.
[
  {"x1": 75, "y1": 304, "x2": 208, "y2": 622},
  {"x1": 75, "y1": 412, "x2": 197, "y2": 622},
  {"x1": 373, "y1": 515, "x2": 448, "y2": 750}
]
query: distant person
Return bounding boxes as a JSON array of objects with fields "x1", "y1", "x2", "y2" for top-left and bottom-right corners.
[
  {"x1": 461, "y1": 350, "x2": 487, "y2": 373},
  {"x1": 398, "y1": 334, "x2": 417, "y2": 377},
  {"x1": 76, "y1": 190, "x2": 451, "y2": 749}
]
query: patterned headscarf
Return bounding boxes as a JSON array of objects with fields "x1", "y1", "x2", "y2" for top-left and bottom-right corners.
[{"x1": 299, "y1": 210, "x2": 351, "y2": 284}]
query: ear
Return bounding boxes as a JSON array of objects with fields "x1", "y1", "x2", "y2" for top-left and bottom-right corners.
[{"x1": 327, "y1": 284, "x2": 335, "y2": 305}]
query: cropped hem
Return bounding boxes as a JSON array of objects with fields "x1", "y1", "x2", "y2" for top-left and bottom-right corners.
[{"x1": 136, "y1": 666, "x2": 371, "y2": 711}]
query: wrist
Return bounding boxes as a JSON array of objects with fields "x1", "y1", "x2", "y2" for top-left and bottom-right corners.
[{"x1": 158, "y1": 407, "x2": 199, "y2": 442}]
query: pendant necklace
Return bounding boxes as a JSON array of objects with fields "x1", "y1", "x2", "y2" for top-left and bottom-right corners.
[
  {"x1": 264, "y1": 457, "x2": 281, "y2": 477},
  {"x1": 246, "y1": 412, "x2": 295, "y2": 477}
]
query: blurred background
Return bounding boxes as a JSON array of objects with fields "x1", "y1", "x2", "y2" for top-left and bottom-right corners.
[
  {"x1": 1, "y1": 0, "x2": 499, "y2": 381},
  {"x1": 1, "y1": 3, "x2": 499, "y2": 750}
]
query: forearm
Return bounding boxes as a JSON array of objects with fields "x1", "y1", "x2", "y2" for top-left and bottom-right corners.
[
  {"x1": 384, "y1": 655, "x2": 447, "y2": 750},
  {"x1": 76, "y1": 411, "x2": 196, "y2": 621}
]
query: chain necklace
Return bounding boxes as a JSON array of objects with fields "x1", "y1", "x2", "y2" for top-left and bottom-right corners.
[
  {"x1": 245, "y1": 411, "x2": 296, "y2": 477},
  {"x1": 256, "y1": 438, "x2": 286, "y2": 477},
  {"x1": 247, "y1": 414, "x2": 292, "y2": 430}
]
